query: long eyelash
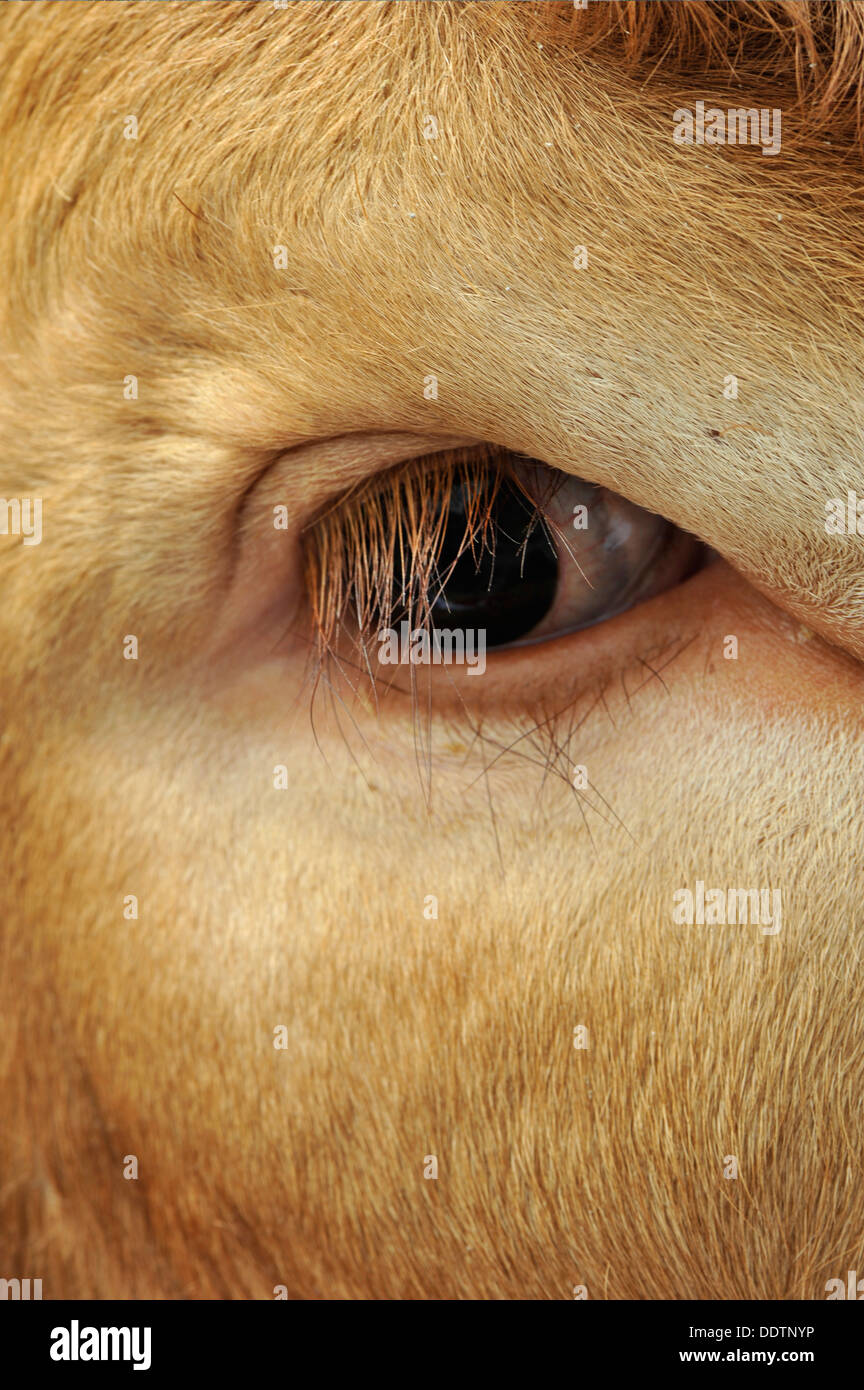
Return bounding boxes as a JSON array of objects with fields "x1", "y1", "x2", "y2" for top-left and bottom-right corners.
[{"x1": 302, "y1": 443, "x2": 563, "y2": 670}]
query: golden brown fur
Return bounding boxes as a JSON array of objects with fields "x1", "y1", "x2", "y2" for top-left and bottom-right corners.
[{"x1": 1, "y1": 0, "x2": 863, "y2": 1299}]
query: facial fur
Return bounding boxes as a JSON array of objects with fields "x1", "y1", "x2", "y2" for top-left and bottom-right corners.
[{"x1": 1, "y1": 0, "x2": 863, "y2": 1299}]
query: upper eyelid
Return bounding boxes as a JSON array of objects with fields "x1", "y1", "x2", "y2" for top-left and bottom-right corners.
[{"x1": 280, "y1": 433, "x2": 484, "y2": 514}]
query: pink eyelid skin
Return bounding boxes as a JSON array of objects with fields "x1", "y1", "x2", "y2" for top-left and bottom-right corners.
[{"x1": 202, "y1": 433, "x2": 711, "y2": 690}]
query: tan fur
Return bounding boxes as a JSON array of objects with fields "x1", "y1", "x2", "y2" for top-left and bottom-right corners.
[{"x1": 1, "y1": 0, "x2": 863, "y2": 1299}]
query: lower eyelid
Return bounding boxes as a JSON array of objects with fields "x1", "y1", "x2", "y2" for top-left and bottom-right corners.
[{"x1": 349, "y1": 562, "x2": 728, "y2": 760}]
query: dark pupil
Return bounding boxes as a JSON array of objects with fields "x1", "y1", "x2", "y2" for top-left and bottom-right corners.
[{"x1": 425, "y1": 475, "x2": 558, "y2": 649}]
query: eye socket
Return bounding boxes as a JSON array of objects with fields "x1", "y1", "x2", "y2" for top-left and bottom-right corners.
[{"x1": 303, "y1": 443, "x2": 705, "y2": 664}]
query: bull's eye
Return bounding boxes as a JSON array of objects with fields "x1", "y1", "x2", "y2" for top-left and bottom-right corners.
[{"x1": 304, "y1": 444, "x2": 706, "y2": 661}]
